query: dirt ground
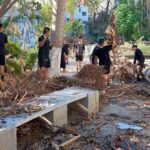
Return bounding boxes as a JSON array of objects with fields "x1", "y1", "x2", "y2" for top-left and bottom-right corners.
[{"x1": 17, "y1": 81, "x2": 150, "y2": 150}]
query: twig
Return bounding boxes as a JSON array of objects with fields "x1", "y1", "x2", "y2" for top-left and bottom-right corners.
[
  {"x1": 106, "y1": 92, "x2": 125, "y2": 98},
  {"x1": 18, "y1": 91, "x2": 28, "y2": 103},
  {"x1": 12, "y1": 92, "x2": 19, "y2": 106}
]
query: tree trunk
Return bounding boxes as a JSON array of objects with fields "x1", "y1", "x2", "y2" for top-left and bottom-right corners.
[
  {"x1": 0, "y1": 0, "x2": 17, "y2": 18},
  {"x1": 49, "y1": 0, "x2": 66, "y2": 77}
]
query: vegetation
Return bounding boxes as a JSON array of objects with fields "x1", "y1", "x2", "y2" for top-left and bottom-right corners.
[
  {"x1": 34, "y1": 2, "x2": 52, "y2": 37},
  {"x1": 24, "y1": 50, "x2": 38, "y2": 70},
  {"x1": 116, "y1": 0, "x2": 150, "y2": 41},
  {"x1": 64, "y1": 20, "x2": 84, "y2": 37}
]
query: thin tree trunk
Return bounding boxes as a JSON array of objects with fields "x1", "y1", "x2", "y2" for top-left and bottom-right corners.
[
  {"x1": 0, "y1": 0, "x2": 17, "y2": 18},
  {"x1": 49, "y1": 0, "x2": 66, "y2": 77}
]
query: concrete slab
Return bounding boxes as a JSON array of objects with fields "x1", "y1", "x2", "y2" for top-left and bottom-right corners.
[
  {"x1": 44, "y1": 105, "x2": 67, "y2": 131},
  {"x1": 0, "y1": 127, "x2": 17, "y2": 150},
  {"x1": 0, "y1": 87, "x2": 98, "y2": 132}
]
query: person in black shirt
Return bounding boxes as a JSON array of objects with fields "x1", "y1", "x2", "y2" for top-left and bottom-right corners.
[
  {"x1": 0, "y1": 23, "x2": 8, "y2": 81},
  {"x1": 60, "y1": 40, "x2": 68, "y2": 73},
  {"x1": 74, "y1": 37, "x2": 85, "y2": 71},
  {"x1": 132, "y1": 44, "x2": 145, "y2": 81},
  {"x1": 38, "y1": 27, "x2": 52, "y2": 81},
  {"x1": 65, "y1": 40, "x2": 69, "y2": 65},
  {"x1": 94, "y1": 38, "x2": 116, "y2": 85}
]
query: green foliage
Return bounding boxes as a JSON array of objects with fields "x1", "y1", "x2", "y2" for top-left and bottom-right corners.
[
  {"x1": 34, "y1": 2, "x2": 52, "y2": 37},
  {"x1": 64, "y1": 20, "x2": 84, "y2": 37},
  {"x1": 66, "y1": 0, "x2": 78, "y2": 15},
  {"x1": 85, "y1": 0, "x2": 103, "y2": 14},
  {"x1": 116, "y1": 0, "x2": 150, "y2": 41},
  {"x1": 0, "y1": 0, "x2": 2, "y2": 5},
  {"x1": 24, "y1": 50, "x2": 38, "y2": 70},
  {"x1": 6, "y1": 41, "x2": 22, "y2": 58},
  {"x1": 116, "y1": 2, "x2": 139, "y2": 40},
  {"x1": 7, "y1": 60, "x2": 22, "y2": 75}
]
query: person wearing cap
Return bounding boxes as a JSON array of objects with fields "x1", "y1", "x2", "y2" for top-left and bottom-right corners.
[
  {"x1": 93, "y1": 38, "x2": 116, "y2": 85},
  {"x1": 38, "y1": 27, "x2": 52, "y2": 81},
  {"x1": 0, "y1": 23, "x2": 8, "y2": 82},
  {"x1": 132, "y1": 44, "x2": 145, "y2": 81}
]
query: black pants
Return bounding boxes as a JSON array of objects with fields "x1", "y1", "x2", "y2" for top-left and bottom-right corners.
[
  {"x1": 0, "y1": 54, "x2": 5, "y2": 65},
  {"x1": 76, "y1": 55, "x2": 83, "y2": 61}
]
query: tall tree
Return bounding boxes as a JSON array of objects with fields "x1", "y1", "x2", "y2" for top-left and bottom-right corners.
[{"x1": 49, "y1": 0, "x2": 67, "y2": 77}]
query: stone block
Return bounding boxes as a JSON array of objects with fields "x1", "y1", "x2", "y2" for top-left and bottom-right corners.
[
  {"x1": 44, "y1": 105, "x2": 67, "y2": 131},
  {"x1": 81, "y1": 91, "x2": 99, "y2": 114},
  {"x1": 0, "y1": 127, "x2": 17, "y2": 150}
]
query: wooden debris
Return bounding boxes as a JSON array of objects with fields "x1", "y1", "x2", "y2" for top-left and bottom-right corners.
[
  {"x1": 39, "y1": 116, "x2": 53, "y2": 126},
  {"x1": 59, "y1": 135, "x2": 81, "y2": 149}
]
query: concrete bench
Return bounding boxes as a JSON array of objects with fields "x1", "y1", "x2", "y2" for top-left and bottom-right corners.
[{"x1": 0, "y1": 87, "x2": 99, "y2": 150}]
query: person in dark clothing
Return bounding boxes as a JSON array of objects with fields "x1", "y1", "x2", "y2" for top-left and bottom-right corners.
[
  {"x1": 90, "y1": 45, "x2": 99, "y2": 64},
  {"x1": 60, "y1": 40, "x2": 68, "y2": 73},
  {"x1": 64, "y1": 40, "x2": 69, "y2": 65},
  {"x1": 74, "y1": 37, "x2": 85, "y2": 71},
  {"x1": 38, "y1": 27, "x2": 52, "y2": 81},
  {"x1": 94, "y1": 38, "x2": 114, "y2": 73},
  {"x1": 0, "y1": 23, "x2": 8, "y2": 81},
  {"x1": 132, "y1": 44, "x2": 145, "y2": 81},
  {"x1": 93, "y1": 38, "x2": 116, "y2": 85}
]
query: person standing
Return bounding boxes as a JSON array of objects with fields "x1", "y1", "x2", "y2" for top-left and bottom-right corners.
[
  {"x1": 93, "y1": 38, "x2": 116, "y2": 85},
  {"x1": 132, "y1": 44, "x2": 145, "y2": 81},
  {"x1": 0, "y1": 23, "x2": 8, "y2": 82},
  {"x1": 38, "y1": 27, "x2": 52, "y2": 81},
  {"x1": 74, "y1": 37, "x2": 85, "y2": 71},
  {"x1": 60, "y1": 40, "x2": 68, "y2": 73}
]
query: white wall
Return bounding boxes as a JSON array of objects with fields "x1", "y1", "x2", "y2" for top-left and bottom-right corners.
[
  {"x1": 74, "y1": 5, "x2": 88, "y2": 22},
  {"x1": 65, "y1": 5, "x2": 88, "y2": 22}
]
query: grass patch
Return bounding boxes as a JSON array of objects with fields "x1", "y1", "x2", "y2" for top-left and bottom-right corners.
[{"x1": 120, "y1": 42, "x2": 150, "y2": 56}]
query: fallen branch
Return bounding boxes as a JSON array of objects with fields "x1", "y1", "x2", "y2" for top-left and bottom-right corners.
[
  {"x1": 106, "y1": 92, "x2": 125, "y2": 98},
  {"x1": 18, "y1": 91, "x2": 28, "y2": 103},
  {"x1": 12, "y1": 92, "x2": 19, "y2": 106},
  {"x1": 39, "y1": 116, "x2": 53, "y2": 126},
  {"x1": 59, "y1": 135, "x2": 81, "y2": 149}
]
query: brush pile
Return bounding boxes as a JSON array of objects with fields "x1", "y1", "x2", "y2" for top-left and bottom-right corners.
[
  {"x1": 112, "y1": 61, "x2": 135, "y2": 83},
  {"x1": 75, "y1": 64, "x2": 106, "y2": 90}
]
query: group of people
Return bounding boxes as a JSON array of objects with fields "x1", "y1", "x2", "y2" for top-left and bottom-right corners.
[
  {"x1": 90, "y1": 37, "x2": 145, "y2": 84},
  {"x1": 38, "y1": 27, "x2": 86, "y2": 80},
  {"x1": 0, "y1": 24, "x2": 145, "y2": 84},
  {"x1": 60, "y1": 37, "x2": 85, "y2": 73}
]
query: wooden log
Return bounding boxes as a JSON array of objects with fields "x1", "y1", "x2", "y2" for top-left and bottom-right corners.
[
  {"x1": 59, "y1": 135, "x2": 81, "y2": 149},
  {"x1": 69, "y1": 101, "x2": 88, "y2": 114},
  {"x1": 39, "y1": 116, "x2": 53, "y2": 126}
]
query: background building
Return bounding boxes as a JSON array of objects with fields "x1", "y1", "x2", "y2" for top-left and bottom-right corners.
[{"x1": 65, "y1": 4, "x2": 88, "y2": 26}]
